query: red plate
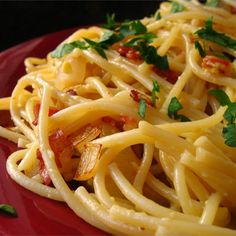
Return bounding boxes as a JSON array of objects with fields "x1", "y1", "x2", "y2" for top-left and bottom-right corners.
[{"x1": 0, "y1": 29, "x2": 107, "y2": 235}]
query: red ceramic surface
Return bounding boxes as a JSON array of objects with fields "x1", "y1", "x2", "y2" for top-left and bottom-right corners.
[{"x1": 0, "y1": 29, "x2": 107, "y2": 235}]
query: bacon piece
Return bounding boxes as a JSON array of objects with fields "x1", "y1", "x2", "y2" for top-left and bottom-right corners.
[
  {"x1": 153, "y1": 67, "x2": 180, "y2": 84},
  {"x1": 37, "y1": 129, "x2": 73, "y2": 185},
  {"x1": 37, "y1": 150, "x2": 51, "y2": 186},
  {"x1": 117, "y1": 45, "x2": 141, "y2": 60},
  {"x1": 32, "y1": 103, "x2": 59, "y2": 126},
  {"x1": 202, "y1": 55, "x2": 232, "y2": 76},
  {"x1": 130, "y1": 89, "x2": 153, "y2": 107}
]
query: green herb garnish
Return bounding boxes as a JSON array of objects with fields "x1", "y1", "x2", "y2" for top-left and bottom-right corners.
[
  {"x1": 194, "y1": 41, "x2": 206, "y2": 58},
  {"x1": 52, "y1": 13, "x2": 169, "y2": 71},
  {"x1": 206, "y1": 0, "x2": 219, "y2": 7},
  {"x1": 51, "y1": 41, "x2": 88, "y2": 58},
  {"x1": 156, "y1": 11, "x2": 162, "y2": 20},
  {"x1": 139, "y1": 42, "x2": 169, "y2": 71},
  {"x1": 151, "y1": 80, "x2": 160, "y2": 107},
  {"x1": 123, "y1": 30, "x2": 168, "y2": 71},
  {"x1": 83, "y1": 38, "x2": 108, "y2": 59},
  {"x1": 0, "y1": 204, "x2": 17, "y2": 217},
  {"x1": 120, "y1": 20, "x2": 147, "y2": 37},
  {"x1": 223, "y1": 124, "x2": 236, "y2": 147},
  {"x1": 208, "y1": 89, "x2": 231, "y2": 106},
  {"x1": 168, "y1": 97, "x2": 190, "y2": 122},
  {"x1": 171, "y1": 2, "x2": 185, "y2": 13},
  {"x1": 195, "y1": 18, "x2": 236, "y2": 50},
  {"x1": 209, "y1": 89, "x2": 236, "y2": 147},
  {"x1": 138, "y1": 99, "x2": 147, "y2": 119},
  {"x1": 153, "y1": 9, "x2": 162, "y2": 20},
  {"x1": 51, "y1": 30, "x2": 123, "y2": 59},
  {"x1": 102, "y1": 13, "x2": 118, "y2": 30},
  {"x1": 124, "y1": 33, "x2": 156, "y2": 47}
]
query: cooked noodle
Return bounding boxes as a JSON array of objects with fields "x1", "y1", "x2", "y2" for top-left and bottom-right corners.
[{"x1": 1, "y1": 0, "x2": 236, "y2": 235}]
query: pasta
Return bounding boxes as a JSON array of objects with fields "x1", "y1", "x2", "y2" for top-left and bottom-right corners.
[{"x1": 2, "y1": 0, "x2": 236, "y2": 234}]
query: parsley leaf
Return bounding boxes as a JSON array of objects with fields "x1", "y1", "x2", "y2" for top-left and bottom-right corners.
[
  {"x1": 208, "y1": 89, "x2": 236, "y2": 123},
  {"x1": 138, "y1": 42, "x2": 169, "y2": 71},
  {"x1": 138, "y1": 99, "x2": 147, "y2": 119},
  {"x1": 99, "y1": 31, "x2": 124, "y2": 46},
  {"x1": 206, "y1": 0, "x2": 219, "y2": 7},
  {"x1": 120, "y1": 20, "x2": 147, "y2": 37},
  {"x1": 153, "y1": 9, "x2": 162, "y2": 20},
  {"x1": 171, "y1": 2, "x2": 185, "y2": 13},
  {"x1": 151, "y1": 80, "x2": 160, "y2": 107},
  {"x1": 208, "y1": 89, "x2": 236, "y2": 147},
  {"x1": 194, "y1": 41, "x2": 206, "y2": 58},
  {"x1": 156, "y1": 11, "x2": 162, "y2": 20},
  {"x1": 208, "y1": 89, "x2": 236, "y2": 124},
  {"x1": 208, "y1": 89, "x2": 231, "y2": 106},
  {"x1": 195, "y1": 18, "x2": 236, "y2": 50},
  {"x1": 168, "y1": 97, "x2": 190, "y2": 122},
  {"x1": 51, "y1": 41, "x2": 88, "y2": 58},
  {"x1": 223, "y1": 124, "x2": 236, "y2": 147},
  {"x1": 84, "y1": 38, "x2": 107, "y2": 59},
  {"x1": 102, "y1": 13, "x2": 118, "y2": 30},
  {"x1": 0, "y1": 204, "x2": 17, "y2": 217},
  {"x1": 224, "y1": 103, "x2": 236, "y2": 124},
  {"x1": 124, "y1": 33, "x2": 156, "y2": 47}
]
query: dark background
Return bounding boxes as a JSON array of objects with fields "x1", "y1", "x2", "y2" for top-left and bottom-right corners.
[{"x1": 0, "y1": 0, "x2": 164, "y2": 52}]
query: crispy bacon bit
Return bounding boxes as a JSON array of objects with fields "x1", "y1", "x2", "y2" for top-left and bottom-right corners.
[
  {"x1": 231, "y1": 6, "x2": 236, "y2": 14},
  {"x1": 102, "y1": 116, "x2": 118, "y2": 128},
  {"x1": 32, "y1": 103, "x2": 59, "y2": 126},
  {"x1": 117, "y1": 45, "x2": 141, "y2": 60},
  {"x1": 71, "y1": 124, "x2": 102, "y2": 152},
  {"x1": 202, "y1": 55, "x2": 232, "y2": 76},
  {"x1": 120, "y1": 115, "x2": 138, "y2": 130},
  {"x1": 73, "y1": 143, "x2": 102, "y2": 181},
  {"x1": 130, "y1": 89, "x2": 153, "y2": 107},
  {"x1": 37, "y1": 129, "x2": 73, "y2": 185},
  {"x1": 153, "y1": 67, "x2": 180, "y2": 84},
  {"x1": 37, "y1": 150, "x2": 51, "y2": 186},
  {"x1": 49, "y1": 129, "x2": 72, "y2": 168}
]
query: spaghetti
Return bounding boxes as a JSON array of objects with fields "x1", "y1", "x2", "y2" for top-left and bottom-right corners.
[{"x1": 1, "y1": 0, "x2": 236, "y2": 235}]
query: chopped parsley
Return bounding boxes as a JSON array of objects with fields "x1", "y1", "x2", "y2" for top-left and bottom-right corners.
[
  {"x1": 223, "y1": 124, "x2": 236, "y2": 147},
  {"x1": 224, "y1": 103, "x2": 236, "y2": 125},
  {"x1": 195, "y1": 18, "x2": 236, "y2": 50},
  {"x1": 208, "y1": 89, "x2": 231, "y2": 106},
  {"x1": 138, "y1": 99, "x2": 147, "y2": 119},
  {"x1": 153, "y1": 9, "x2": 162, "y2": 20},
  {"x1": 151, "y1": 80, "x2": 160, "y2": 107},
  {"x1": 51, "y1": 41, "x2": 88, "y2": 58},
  {"x1": 0, "y1": 204, "x2": 17, "y2": 217},
  {"x1": 83, "y1": 38, "x2": 108, "y2": 59},
  {"x1": 194, "y1": 41, "x2": 206, "y2": 58},
  {"x1": 209, "y1": 89, "x2": 236, "y2": 147},
  {"x1": 206, "y1": 0, "x2": 219, "y2": 7},
  {"x1": 168, "y1": 97, "x2": 190, "y2": 122},
  {"x1": 102, "y1": 13, "x2": 118, "y2": 30},
  {"x1": 171, "y1": 2, "x2": 185, "y2": 13},
  {"x1": 124, "y1": 33, "x2": 156, "y2": 46},
  {"x1": 138, "y1": 42, "x2": 169, "y2": 71},
  {"x1": 156, "y1": 11, "x2": 162, "y2": 20},
  {"x1": 120, "y1": 20, "x2": 147, "y2": 36},
  {"x1": 51, "y1": 30, "x2": 123, "y2": 59},
  {"x1": 52, "y1": 13, "x2": 169, "y2": 71}
]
